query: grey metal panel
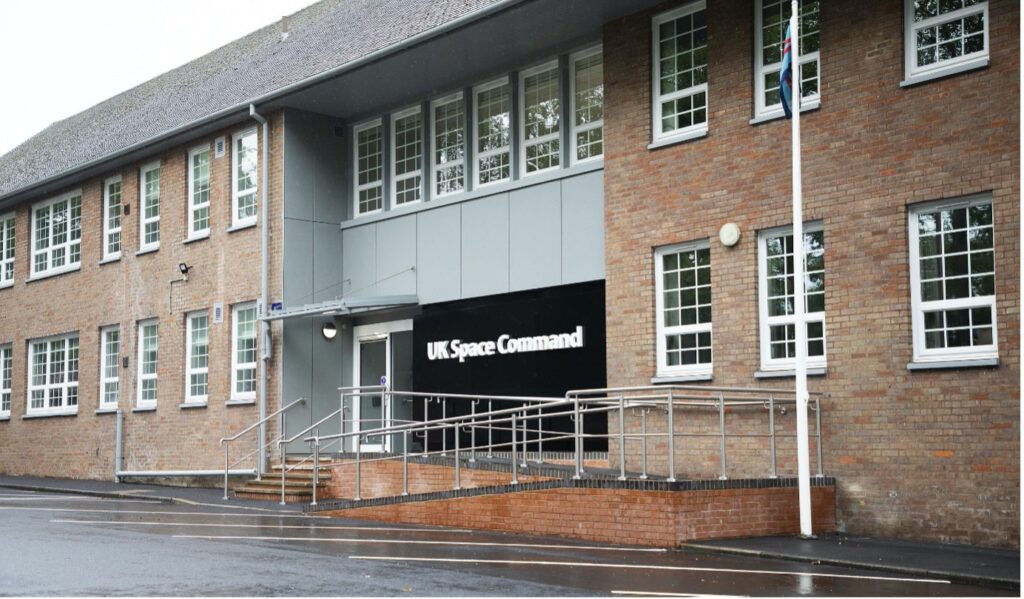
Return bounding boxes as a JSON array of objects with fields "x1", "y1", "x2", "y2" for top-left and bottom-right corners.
[
  {"x1": 341, "y1": 224, "x2": 378, "y2": 298},
  {"x1": 375, "y1": 215, "x2": 418, "y2": 296},
  {"x1": 416, "y1": 205, "x2": 461, "y2": 304},
  {"x1": 461, "y1": 193, "x2": 510, "y2": 298},
  {"x1": 283, "y1": 218, "x2": 314, "y2": 306},
  {"x1": 313, "y1": 222, "x2": 346, "y2": 303},
  {"x1": 509, "y1": 180, "x2": 561, "y2": 291},
  {"x1": 311, "y1": 119, "x2": 346, "y2": 225},
  {"x1": 281, "y1": 319, "x2": 314, "y2": 449},
  {"x1": 561, "y1": 170, "x2": 605, "y2": 283},
  {"x1": 310, "y1": 316, "x2": 345, "y2": 439},
  {"x1": 283, "y1": 110, "x2": 316, "y2": 222}
]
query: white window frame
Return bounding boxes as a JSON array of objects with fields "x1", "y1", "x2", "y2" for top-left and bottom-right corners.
[
  {"x1": 518, "y1": 60, "x2": 562, "y2": 178},
  {"x1": 390, "y1": 106, "x2": 424, "y2": 208},
  {"x1": 185, "y1": 311, "x2": 209, "y2": 405},
  {"x1": 0, "y1": 212, "x2": 14, "y2": 287},
  {"x1": 472, "y1": 77, "x2": 512, "y2": 189},
  {"x1": 102, "y1": 176, "x2": 122, "y2": 261},
  {"x1": 0, "y1": 343, "x2": 11, "y2": 418},
  {"x1": 26, "y1": 333, "x2": 80, "y2": 416},
  {"x1": 99, "y1": 326, "x2": 120, "y2": 410},
  {"x1": 353, "y1": 119, "x2": 385, "y2": 217},
  {"x1": 654, "y1": 240, "x2": 713, "y2": 379},
  {"x1": 908, "y1": 194, "x2": 998, "y2": 364},
  {"x1": 430, "y1": 92, "x2": 466, "y2": 198},
  {"x1": 753, "y1": 0, "x2": 821, "y2": 119},
  {"x1": 31, "y1": 190, "x2": 82, "y2": 278},
  {"x1": 188, "y1": 144, "x2": 212, "y2": 239},
  {"x1": 232, "y1": 129, "x2": 258, "y2": 228},
  {"x1": 757, "y1": 222, "x2": 827, "y2": 371},
  {"x1": 904, "y1": 0, "x2": 989, "y2": 85},
  {"x1": 136, "y1": 320, "x2": 158, "y2": 408},
  {"x1": 139, "y1": 161, "x2": 161, "y2": 252},
  {"x1": 569, "y1": 45, "x2": 604, "y2": 165},
  {"x1": 651, "y1": 1, "x2": 709, "y2": 144},
  {"x1": 231, "y1": 302, "x2": 258, "y2": 402}
]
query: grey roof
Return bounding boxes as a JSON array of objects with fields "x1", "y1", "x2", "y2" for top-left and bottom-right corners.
[{"x1": 0, "y1": 0, "x2": 505, "y2": 199}]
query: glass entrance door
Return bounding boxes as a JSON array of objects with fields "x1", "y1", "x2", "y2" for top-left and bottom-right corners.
[
  {"x1": 352, "y1": 319, "x2": 413, "y2": 453},
  {"x1": 357, "y1": 338, "x2": 387, "y2": 450}
]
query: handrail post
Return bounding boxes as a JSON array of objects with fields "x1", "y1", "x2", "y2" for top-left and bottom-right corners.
[
  {"x1": 618, "y1": 393, "x2": 626, "y2": 481},
  {"x1": 520, "y1": 411, "x2": 528, "y2": 468},
  {"x1": 354, "y1": 438, "x2": 362, "y2": 501},
  {"x1": 454, "y1": 423, "x2": 461, "y2": 490},
  {"x1": 222, "y1": 444, "x2": 230, "y2": 500},
  {"x1": 469, "y1": 400, "x2": 477, "y2": 463},
  {"x1": 402, "y1": 430, "x2": 409, "y2": 496},
  {"x1": 573, "y1": 395, "x2": 581, "y2": 480},
  {"x1": 666, "y1": 389, "x2": 676, "y2": 482},
  {"x1": 441, "y1": 399, "x2": 447, "y2": 457},
  {"x1": 279, "y1": 441, "x2": 287, "y2": 506},
  {"x1": 768, "y1": 394, "x2": 778, "y2": 479},
  {"x1": 487, "y1": 400, "x2": 493, "y2": 459},
  {"x1": 254, "y1": 417, "x2": 263, "y2": 481},
  {"x1": 511, "y1": 412, "x2": 518, "y2": 485},
  {"x1": 718, "y1": 393, "x2": 727, "y2": 480},
  {"x1": 640, "y1": 409, "x2": 648, "y2": 480},
  {"x1": 422, "y1": 398, "x2": 429, "y2": 456},
  {"x1": 815, "y1": 397, "x2": 824, "y2": 477},
  {"x1": 537, "y1": 404, "x2": 544, "y2": 464},
  {"x1": 311, "y1": 434, "x2": 319, "y2": 507},
  {"x1": 281, "y1": 411, "x2": 288, "y2": 464}
]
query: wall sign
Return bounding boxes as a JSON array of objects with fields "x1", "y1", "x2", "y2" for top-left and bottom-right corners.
[{"x1": 427, "y1": 326, "x2": 585, "y2": 363}]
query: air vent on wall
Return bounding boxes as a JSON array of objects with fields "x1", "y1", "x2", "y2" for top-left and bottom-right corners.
[
  {"x1": 213, "y1": 302, "x2": 225, "y2": 324},
  {"x1": 214, "y1": 137, "x2": 226, "y2": 158}
]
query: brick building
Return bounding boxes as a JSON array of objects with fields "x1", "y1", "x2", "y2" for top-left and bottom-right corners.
[{"x1": 0, "y1": 0, "x2": 1017, "y2": 548}]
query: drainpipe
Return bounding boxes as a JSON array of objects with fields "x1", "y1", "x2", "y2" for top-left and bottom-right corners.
[{"x1": 249, "y1": 104, "x2": 270, "y2": 477}]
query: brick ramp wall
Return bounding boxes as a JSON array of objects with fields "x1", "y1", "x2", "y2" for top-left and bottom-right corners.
[
  {"x1": 319, "y1": 483, "x2": 836, "y2": 548},
  {"x1": 323, "y1": 458, "x2": 556, "y2": 499}
]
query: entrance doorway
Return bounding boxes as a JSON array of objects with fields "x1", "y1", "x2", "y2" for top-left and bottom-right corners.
[{"x1": 352, "y1": 320, "x2": 413, "y2": 452}]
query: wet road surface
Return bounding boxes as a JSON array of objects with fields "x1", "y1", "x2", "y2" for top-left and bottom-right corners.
[{"x1": 0, "y1": 489, "x2": 1011, "y2": 596}]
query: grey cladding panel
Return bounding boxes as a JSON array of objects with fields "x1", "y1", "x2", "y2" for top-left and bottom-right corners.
[
  {"x1": 509, "y1": 181, "x2": 561, "y2": 291},
  {"x1": 416, "y1": 205, "x2": 461, "y2": 304},
  {"x1": 281, "y1": 319, "x2": 314, "y2": 442},
  {"x1": 461, "y1": 194, "x2": 510, "y2": 299},
  {"x1": 342, "y1": 225, "x2": 377, "y2": 298},
  {"x1": 283, "y1": 218, "x2": 314, "y2": 306},
  {"x1": 375, "y1": 215, "x2": 417, "y2": 296},
  {"x1": 313, "y1": 222, "x2": 346, "y2": 303},
  {"x1": 283, "y1": 111, "x2": 316, "y2": 222},
  {"x1": 561, "y1": 171, "x2": 605, "y2": 283}
]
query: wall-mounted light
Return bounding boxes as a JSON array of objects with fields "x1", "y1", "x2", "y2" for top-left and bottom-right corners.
[
  {"x1": 178, "y1": 262, "x2": 192, "y2": 280},
  {"x1": 322, "y1": 321, "x2": 337, "y2": 340},
  {"x1": 718, "y1": 223, "x2": 741, "y2": 247}
]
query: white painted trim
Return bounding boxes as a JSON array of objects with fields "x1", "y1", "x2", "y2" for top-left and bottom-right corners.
[
  {"x1": 98, "y1": 326, "x2": 120, "y2": 411},
  {"x1": 651, "y1": 1, "x2": 709, "y2": 144},
  {"x1": 185, "y1": 311, "x2": 209, "y2": 405},
  {"x1": 518, "y1": 59, "x2": 561, "y2": 178},
  {"x1": 390, "y1": 105, "x2": 424, "y2": 208},
  {"x1": 135, "y1": 319, "x2": 158, "y2": 409},
  {"x1": 472, "y1": 77, "x2": 512, "y2": 189},
  {"x1": 30, "y1": 189, "x2": 83, "y2": 278},
  {"x1": 753, "y1": 0, "x2": 821, "y2": 119},
  {"x1": 230, "y1": 302, "x2": 258, "y2": 402},
  {"x1": 653, "y1": 239, "x2": 713, "y2": 379},
  {"x1": 569, "y1": 44, "x2": 604, "y2": 166},
  {"x1": 138, "y1": 161, "x2": 161, "y2": 253},
  {"x1": 903, "y1": 0, "x2": 989, "y2": 83},
  {"x1": 26, "y1": 332, "x2": 81, "y2": 416},
  {"x1": 187, "y1": 144, "x2": 212, "y2": 239},
  {"x1": 353, "y1": 119, "x2": 385, "y2": 217},
  {"x1": 0, "y1": 343, "x2": 11, "y2": 418},
  {"x1": 101, "y1": 176, "x2": 122, "y2": 262},
  {"x1": 231, "y1": 129, "x2": 258, "y2": 228},
  {"x1": 0, "y1": 211, "x2": 14, "y2": 286},
  {"x1": 430, "y1": 92, "x2": 466, "y2": 199}
]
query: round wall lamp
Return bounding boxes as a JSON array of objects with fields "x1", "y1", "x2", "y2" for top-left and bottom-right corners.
[
  {"x1": 321, "y1": 321, "x2": 337, "y2": 340},
  {"x1": 719, "y1": 222, "x2": 741, "y2": 247}
]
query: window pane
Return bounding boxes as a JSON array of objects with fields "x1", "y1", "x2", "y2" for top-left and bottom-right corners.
[
  {"x1": 523, "y1": 66, "x2": 561, "y2": 174},
  {"x1": 235, "y1": 133, "x2": 258, "y2": 222},
  {"x1": 393, "y1": 111, "x2": 422, "y2": 205},
  {"x1": 574, "y1": 51, "x2": 603, "y2": 161},
  {"x1": 476, "y1": 83, "x2": 511, "y2": 185},
  {"x1": 656, "y1": 8, "x2": 708, "y2": 135},
  {"x1": 356, "y1": 124, "x2": 383, "y2": 214},
  {"x1": 433, "y1": 98, "x2": 465, "y2": 196}
]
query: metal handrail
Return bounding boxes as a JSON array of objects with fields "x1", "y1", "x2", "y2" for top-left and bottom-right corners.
[{"x1": 220, "y1": 396, "x2": 305, "y2": 500}]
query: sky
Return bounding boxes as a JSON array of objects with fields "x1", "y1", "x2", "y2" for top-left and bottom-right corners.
[{"x1": 0, "y1": 0, "x2": 320, "y2": 155}]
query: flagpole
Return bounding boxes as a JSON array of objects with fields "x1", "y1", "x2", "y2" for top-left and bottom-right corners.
[{"x1": 789, "y1": 0, "x2": 813, "y2": 538}]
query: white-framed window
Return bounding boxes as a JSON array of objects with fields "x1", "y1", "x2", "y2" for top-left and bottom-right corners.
[
  {"x1": 99, "y1": 326, "x2": 120, "y2": 409},
  {"x1": 652, "y1": 1, "x2": 708, "y2": 143},
  {"x1": 654, "y1": 241, "x2": 713, "y2": 377},
  {"x1": 758, "y1": 223, "x2": 827, "y2": 371},
  {"x1": 0, "y1": 344, "x2": 11, "y2": 417},
  {"x1": 136, "y1": 320, "x2": 158, "y2": 408},
  {"x1": 755, "y1": 0, "x2": 820, "y2": 119},
  {"x1": 520, "y1": 61, "x2": 561, "y2": 176},
  {"x1": 570, "y1": 46, "x2": 604, "y2": 164},
  {"x1": 909, "y1": 194, "x2": 997, "y2": 363},
  {"x1": 231, "y1": 303, "x2": 258, "y2": 401},
  {"x1": 0, "y1": 212, "x2": 14, "y2": 286},
  {"x1": 391, "y1": 107, "x2": 423, "y2": 207},
  {"x1": 185, "y1": 311, "x2": 209, "y2": 404},
  {"x1": 188, "y1": 144, "x2": 211, "y2": 238},
  {"x1": 139, "y1": 161, "x2": 161, "y2": 251},
  {"x1": 473, "y1": 78, "x2": 512, "y2": 187},
  {"x1": 31, "y1": 191, "x2": 82, "y2": 277},
  {"x1": 905, "y1": 0, "x2": 989, "y2": 83},
  {"x1": 431, "y1": 93, "x2": 466, "y2": 197},
  {"x1": 102, "y1": 177, "x2": 122, "y2": 260},
  {"x1": 27, "y1": 333, "x2": 79, "y2": 416},
  {"x1": 354, "y1": 120, "x2": 384, "y2": 216},
  {"x1": 232, "y1": 129, "x2": 258, "y2": 227}
]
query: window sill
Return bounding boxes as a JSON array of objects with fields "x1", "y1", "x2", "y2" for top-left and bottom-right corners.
[
  {"x1": 23, "y1": 410, "x2": 78, "y2": 419},
  {"x1": 183, "y1": 232, "x2": 210, "y2": 245},
  {"x1": 754, "y1": 367, "x2": 827, "y2": 379},
  {"x1": 180, "y1": 402, "x2": 208, "y2": 410},
  {"x1": 227, "y1": 221, "x2": 257, "y2": 234},
  {"x1": 0, "y1": 415, "x2": 9, "y2": 422},
  {"x1": 135, "y1": 246, "x2": 159, "y2": 257},
  {"x1": 901, "y1": 56, "x2": 989, "y2": 88},
  {"x1": 647, "y1": 128, "x2": 708, "y2": 150},
  {"x1": 132, "y1": 406, "x2": 157, "y2": 413},
  {"x1": 226, "y1": 398, "x2": 256, "y2": 407},
  {"x1": 26, "y1": 264, "x2": 81, "y2": 283},
  {"x1": 94, "y1": 408, "x2": 119, "y2": 415},
  {"x1": 907, "y1": 358, "x2": 999, "y2": 371},
  {"x1": 651, "y1": 373, "x2": 713, "y2": 384},
  {"x1": 98, "y1": 256, "x2": 121, "y2": 266},
  {"x1": 749, "y1": 100, "x2": 821, "y2": 125},
  {"x1": 0, "y1": 281, "x2": 12, "y2": 290}
]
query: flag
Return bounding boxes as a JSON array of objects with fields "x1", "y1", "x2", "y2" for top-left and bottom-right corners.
[{"x1": 780, "y1": 22, "x2": 794, "y2": 119}]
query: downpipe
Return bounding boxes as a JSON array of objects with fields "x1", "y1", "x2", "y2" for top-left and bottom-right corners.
[{"x1": 250, "y1": 104, "x2": 271, "y2": 477}]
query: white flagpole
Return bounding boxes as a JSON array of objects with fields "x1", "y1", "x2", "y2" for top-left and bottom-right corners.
[{"x1": 790, "y1": 0, "x2": 812, "y2": 538}]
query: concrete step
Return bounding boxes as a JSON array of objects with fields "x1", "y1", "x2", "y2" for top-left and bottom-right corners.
[{"x1": 238, "y1": 479, "x2": 316, "y2": 490}]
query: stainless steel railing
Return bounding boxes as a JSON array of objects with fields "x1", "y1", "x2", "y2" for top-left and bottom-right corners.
[{"x1": 219, "y1": 396, "x2": 305, "y2": 500}]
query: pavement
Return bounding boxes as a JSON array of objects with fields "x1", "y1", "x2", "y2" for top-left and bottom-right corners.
[{"x1": 0, "y1": 475, "x2": 1018, "y2": 595}]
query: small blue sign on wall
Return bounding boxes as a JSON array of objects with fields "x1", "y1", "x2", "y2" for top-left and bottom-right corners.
[
  {"x1": 380, "y1": 375, "x2": 388, "y2": 386},
  {"x1": 270, "y1": 302, "x2": 283, "y2": 312}
]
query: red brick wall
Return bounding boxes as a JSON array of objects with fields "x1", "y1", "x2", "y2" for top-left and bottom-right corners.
[
  {"x1": 603, "y1": 0, "x2": 1019, "y2": 548},
  {"x1": 323, "y1": 459, "x2": 553, "y2": 500},
  {"x1": 325, "y1": 485, "x2": 836, "y2": 547}
]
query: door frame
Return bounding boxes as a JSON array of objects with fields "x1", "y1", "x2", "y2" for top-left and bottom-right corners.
[{"x1": 352, "y1": 319, "x2": 413, "y2": 452}]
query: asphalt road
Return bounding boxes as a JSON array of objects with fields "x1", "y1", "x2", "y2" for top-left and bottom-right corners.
[{"x1": 0, "y1": 489, "x2": 1010, "y2": 597}]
